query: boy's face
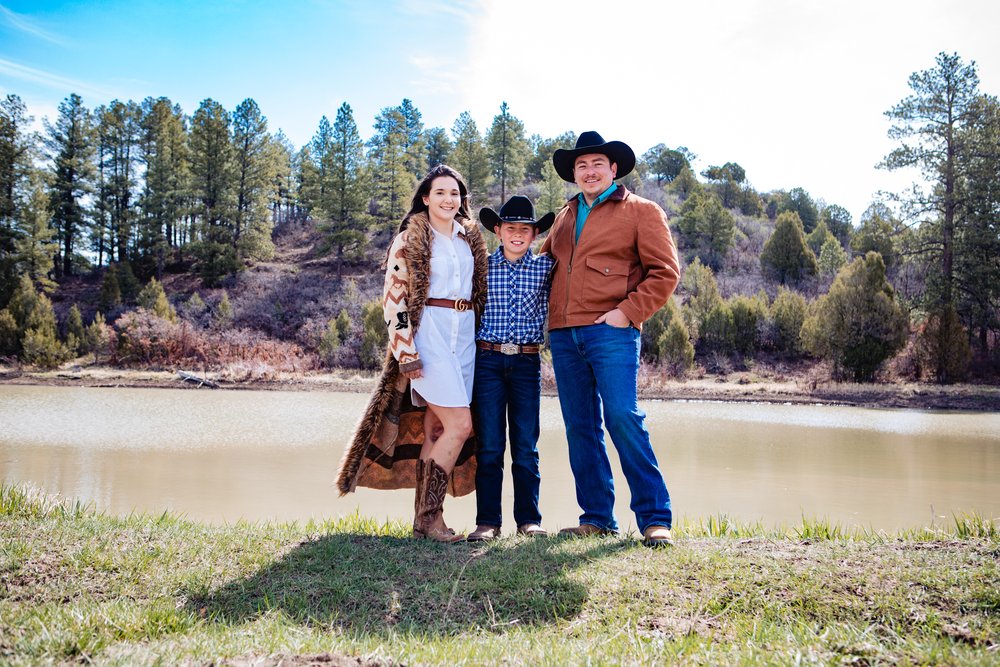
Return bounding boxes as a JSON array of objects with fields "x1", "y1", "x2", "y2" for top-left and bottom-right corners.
[{"x1": 498, "y1": 222, "x2": 537, "y2": 261}]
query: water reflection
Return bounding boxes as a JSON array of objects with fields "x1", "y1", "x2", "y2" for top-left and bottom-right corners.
[{"x1": 1, "y1": 385, "x2": 998, "y2": 531}]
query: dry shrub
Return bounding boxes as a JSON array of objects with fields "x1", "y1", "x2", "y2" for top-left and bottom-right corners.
[{"x1": 111, "y1": 309, "x2": 317, "y2": 373}]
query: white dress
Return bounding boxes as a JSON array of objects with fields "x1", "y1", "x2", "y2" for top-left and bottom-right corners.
[{"x1": 410, "y1": 221, "x2": 476, "y2": 408}]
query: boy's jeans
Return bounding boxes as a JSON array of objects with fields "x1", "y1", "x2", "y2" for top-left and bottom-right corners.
[
  {"x1": 549, "y1": 323, "x2": 672, "y2": 533},
  {"x1": 472, "y1": 348, "x2": 543, "y2": 528}
]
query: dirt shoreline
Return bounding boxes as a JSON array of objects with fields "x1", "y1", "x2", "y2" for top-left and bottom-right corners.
[{"x1": 2, "y1": 364, "x2": 999, "y2": 411}]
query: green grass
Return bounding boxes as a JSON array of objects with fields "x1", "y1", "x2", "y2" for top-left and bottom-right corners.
[{"x1": 2, "y1": 484, "x2": 998, "y2": 665}]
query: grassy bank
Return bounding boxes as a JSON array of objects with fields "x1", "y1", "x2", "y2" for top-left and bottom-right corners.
[{"x1": 2, "y1": 486, "x2": 997, "y2": 665}]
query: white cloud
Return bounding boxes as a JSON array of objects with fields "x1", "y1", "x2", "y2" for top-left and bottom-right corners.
[
  {"x1": 0, "y1": 3, "x2": 69, "y2": 45},
  {"x1": 0, "y1": 57, "x2": 114, "y2": 100}
]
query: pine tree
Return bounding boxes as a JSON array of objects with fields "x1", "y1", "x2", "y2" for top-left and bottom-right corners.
[
  {"x1": 1, "y1": 94, "x2": 36, "y2": 306},
  {"x1": 538, "y1": 160, "x2": 568, "y2": 218},
  {"x1": 137, "y1": 277, "x2": 176, "y2": 321},
  {"x1": 94, "y1": 99, "x2": 141, "y2": 267},
  {"x1": 450, "y1": 111, "x2": 490, "y2": 204},
  {"x1": 486, "y1": 102, "x2": 530, "y2": 205},
  {"x1": 818, "y1": 236, "x2": 848, "y2": 277},
  {"x1": 44, "y1": 93, "x2": 96, "y2": 277},
  {"x1": 368, "y1": 106, "x2": 414, "y2": 227},
  {"x1": 269, "y1": 130, "x2": 296, "y2": 229},
  {"x1": 769, "y1": 287, "x2": 807, "y2": 354},
  {"x1": 318, "y1": 103, "x2": 369, "y2": 277},
  {"x1": 65, "y1": 303, "x2": 85, "y2": 354},
  {"x1": 881, "y1": 52, "x2": 982, "y2": 313},
  {"x1": 801, "y1": 252, "x2": 909, "y2": 381},
  {"x1": 760, "y1": 211, "x2": 817, "y2": 284},
  {"x1": 189, "y1": 99, "x2": 238, "y2": 284},
  {"x1": 99, "y1": 264, "x2": 122, "y2": 312},
  {"x1": 676, "y1": 189, "x2": 735, "y2": 270},
  {"x1": 424, "y1": 127, "x2": 452, "y2": 168},
  {"x1": 231, "y1": 98, "x2": 276, "y2": 262},
  {"x1": 138, "y1": 97, "x2": 189, "y2": 274},
  {"x1": 680, "y1": 257, "x2": 722, "y2": 344},
  {"x1": 14, "y1": 171, "x2": 57, "y2": 293},
  {"x1": 398, "y1": 98, "x2": 427, "y2": 180}
]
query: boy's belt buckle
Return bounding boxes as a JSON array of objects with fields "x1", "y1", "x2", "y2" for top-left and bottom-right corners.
[{"x1": 499, "y1": 343, "x2": 519, "y2": 355}]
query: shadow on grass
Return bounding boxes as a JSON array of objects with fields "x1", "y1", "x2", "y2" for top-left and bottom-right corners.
[{"x1": 187, "y1": 532, "x2": 630, "y2": 635}]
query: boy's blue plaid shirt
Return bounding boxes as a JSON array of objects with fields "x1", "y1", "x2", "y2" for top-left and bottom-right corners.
[{"x1": 477, "y1": 247, "x2": 555, "y2": 345}]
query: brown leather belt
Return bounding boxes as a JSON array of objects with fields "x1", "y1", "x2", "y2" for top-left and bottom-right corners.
[
  {"x1": 426, "y1": 298, "x2": 473, "y2": 312},
  {"x1": 477, "y1": 340, "x2": 540, "y2": 355}
]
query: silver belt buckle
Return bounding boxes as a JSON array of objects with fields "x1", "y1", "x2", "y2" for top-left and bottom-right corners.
[{"x1": 499, "y1": 342, "x2": 519, "y2": 355}]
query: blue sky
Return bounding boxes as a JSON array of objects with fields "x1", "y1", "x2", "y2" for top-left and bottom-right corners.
[{"x1": 2, "y1": 0, "x2": 999, "y2": 224}]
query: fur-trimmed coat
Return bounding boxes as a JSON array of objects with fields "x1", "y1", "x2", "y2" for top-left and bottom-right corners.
[{"x1": 335, "y1": 212, "x2": 488, "y2": 497}]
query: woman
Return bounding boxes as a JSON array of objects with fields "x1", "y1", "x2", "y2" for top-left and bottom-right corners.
[{"x1": 336, "y1": 165, "x2": 488, "y2": 542}]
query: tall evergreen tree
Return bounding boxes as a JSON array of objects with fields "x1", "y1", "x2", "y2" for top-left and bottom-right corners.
[
  {"x1": 881, "y1": 52, "x2": 981, "y2": 313},
  {"x1": 189, "y1": 98, "x2": 237, "y2": 284},
  {"x1": 231, "y1": 98, "x2": 276, "y2": 261},
  {"x1": 310, "y1": 115, "x2": 334, "y2": 206},
  {"x1": 450, "y1": 111, "x2": 490, "y2": 204},
  {"x1": 319, "y1": 102, "x2": 369, "y2": 277},
  {"x1": 368, "y1": 106, "x2": 413, "y2": 227},
  {"x1": 13, "y1": 171, "x2": 57, "y2": 293},
  {"x1": 94, "y1": 99, "x2": 141, "y2": 267},
  {"x1": 44, "y1": 93, "x2": 96, "y2": 277},
  {"x1": 526, "y1": 132, "x2": 576, "y2": 181},
  {"x1": 295, "y1": 144, "x2": 320, "y2": 220},
  {"x1": 485, "y1": 101, "x2": 529, "y2": 205},
  {"x1": 269, "y1": 130, "x2": 296, "y2": 228},
  {"x1": 138, "y1": 97, "x2": 189, "y2": 274},
  {"x1": 1, "y1": 94, "x2": 33, "y2": 232},
  {"x1": 953, "y1": 94, "x2": 1000, "y2": 356},
  {"x1": 424, "y1": 126, "x2": 452, "y2": 168},
  {"x1": 0, "y1": 94, "x2": 36, "y2": 307},
  {"x1": 538, "y1": 160, "x2": 568, "y2": 218},
  {"x1": 398, "y1": 98, "x2": 427, "y2": 179}
]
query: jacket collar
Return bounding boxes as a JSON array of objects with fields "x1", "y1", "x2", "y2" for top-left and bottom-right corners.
[{"x1": 566, "y1": 183, "x2": 629, "y2": 206}]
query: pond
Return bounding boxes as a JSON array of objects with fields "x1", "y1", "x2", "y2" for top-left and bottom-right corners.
[{"x1": 1, "y1": 384, "x2": 998, "y2": 532}]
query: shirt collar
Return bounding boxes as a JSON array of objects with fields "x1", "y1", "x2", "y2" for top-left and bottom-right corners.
[
  {"x1": 492, "y1": 246, "x2": 534, "y2": 266},
  {"x1": 578, "y1": 182, "x2": 618, "y2": 210}
]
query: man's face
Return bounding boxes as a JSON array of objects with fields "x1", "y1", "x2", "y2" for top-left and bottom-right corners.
[
  {"x1": 573, "y1": 153, "x2": 617, "y2": 201},
  {"x1": 498, "y1": 222, "x2": 537, "y2": 261}
]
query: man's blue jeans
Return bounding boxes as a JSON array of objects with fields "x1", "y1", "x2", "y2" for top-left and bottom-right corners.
[
  {"x1": 549, "y1": 324, "x2": 672, "y2": 533},
  {"x1": 471, "y1": 348, "x2": 543, "y2": 528}
]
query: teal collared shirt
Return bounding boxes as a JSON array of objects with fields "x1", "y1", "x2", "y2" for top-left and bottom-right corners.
[{"x1": 575, "y1": 182, "x2": 618, "y2": 242}]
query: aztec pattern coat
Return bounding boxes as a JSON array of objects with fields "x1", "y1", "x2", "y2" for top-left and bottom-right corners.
[{"x1": 335, "y1": 212, "x2": 488, "y2": 497}]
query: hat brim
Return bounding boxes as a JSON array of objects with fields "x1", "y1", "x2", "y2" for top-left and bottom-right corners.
[
  {"x1": 553, "y1": 140, "x2": 636, "y2": 183},
  {"x1": 479, "y1": 209, "x2": 555, "y2": 235}
]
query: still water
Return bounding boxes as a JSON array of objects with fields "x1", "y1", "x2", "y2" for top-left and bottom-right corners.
[{"x1": 1, "y1": 384, "x2": 998, "y2": 532}]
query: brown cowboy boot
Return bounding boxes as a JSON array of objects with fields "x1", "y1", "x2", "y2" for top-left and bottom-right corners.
[
  {"x1": 414, "y1": 459, "x2": 464, "y2": 543},
  {"x1": 412, "y1": 458, "x2": 426, "y2": 534}
]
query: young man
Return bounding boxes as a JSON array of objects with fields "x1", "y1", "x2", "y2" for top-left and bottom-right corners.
[
  {"x1": 540, "y1": 131, "x2": 681, "y2": 548},
  {"x1": 468, "y1": 196, "x2": 555, "y2": 541}
]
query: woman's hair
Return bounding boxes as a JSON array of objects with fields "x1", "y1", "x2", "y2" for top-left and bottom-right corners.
[{"x1": 397, "y1": 164, "x2": 471, "y2": 233}]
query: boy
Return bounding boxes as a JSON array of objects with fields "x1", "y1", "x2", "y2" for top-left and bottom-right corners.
[{"x1": 468, "y1": 195, "x2": 555, "y2": 541}]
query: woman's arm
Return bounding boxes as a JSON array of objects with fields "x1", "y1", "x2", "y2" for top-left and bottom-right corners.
[{"x1": 383, "y1": 232, "x2": 422, "y2": 374}]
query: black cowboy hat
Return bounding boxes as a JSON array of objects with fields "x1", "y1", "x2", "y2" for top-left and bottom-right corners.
[
  {"x1": 479, "y1": 195, "x2": 555, "y2": 235},
  {"x1": 552, "y1": 131, "x2": 636, "y2": 183}
]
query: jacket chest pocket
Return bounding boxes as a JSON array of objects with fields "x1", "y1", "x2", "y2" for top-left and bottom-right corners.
[{"x1": 583, "y1": 256, "x2": 629, "y2": 302}]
